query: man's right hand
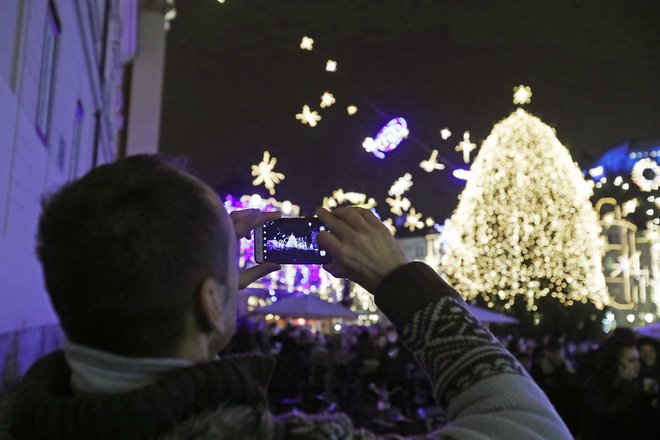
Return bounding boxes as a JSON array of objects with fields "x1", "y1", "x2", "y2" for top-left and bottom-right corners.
[{"x1": 315, "y1": 207, "x2": 408, "y2": 293}]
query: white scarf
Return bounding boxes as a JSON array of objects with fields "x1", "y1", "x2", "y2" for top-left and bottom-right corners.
[{"x1": 63, "y1": 341, "x2": 193, "y2": 394}]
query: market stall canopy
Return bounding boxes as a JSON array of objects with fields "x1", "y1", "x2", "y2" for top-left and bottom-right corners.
[
  {"x1": 253, "y1": 294, "x2": 359, "y2": 320},
  {"x1": 466, "y1": 305, "x2": 518, "y2": 324},
  {"x1": 635, "y1": 322, "x2": 660, "y2": 338}
]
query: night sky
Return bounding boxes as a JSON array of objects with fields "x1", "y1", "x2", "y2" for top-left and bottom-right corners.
[{"x1": 160, "y1": 0, "x2": 660, "y2": 224}]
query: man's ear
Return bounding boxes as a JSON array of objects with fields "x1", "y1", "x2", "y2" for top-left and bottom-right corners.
[{"x1": 199, "y1": 277, "x2": 228, "y2": 333}]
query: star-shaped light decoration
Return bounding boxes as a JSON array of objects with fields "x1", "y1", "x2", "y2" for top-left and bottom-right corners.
[
  {"x1": 404, "y1": 208, "x2": 424, "y2": 231},
  {"x1": 251, "y1": 151, "x2": 285, "y2": 195},
  {"x1": 295, "y1": 105, "x2": 321, "y2": 127},
  {"x1": 388, "y1": 173, "x2": 413, "y2": 197},
  {"x1": 455, "y1": 131, "x2": 477, "y2": 163},
  {"x1": 609, "y1": 252, "x2": 641, "y2": 277},
  {"x1": 440, "y1": 128, "x2": 452, "y2": 140},
  {"x1": 622, "y1": 198, "x2": 639, "y2": 217},
  {"x1": 346, "y1": 105, "x2": 358, "y2": 115},
  {"x1": 300, "y1": 36, "x2": 314, "y2": 50},
  {"x1": 326, "y1": 60, "x2": 337, "y2": 72},
  {"x1": 513, "y1": 85, "x2": 532, "y2": 105},
  {"x1": 385, "y1": 195, "x2": 411, "y2": 216},
  {"x1": 420, "y1": 150, "x2": 446, "y2": 173},
  {"x1": 320, "y1": 92, "x2": 336, "y2": 108},
  {"x1": 383, "y1": 219, "x2": 397, "y2": 235}
]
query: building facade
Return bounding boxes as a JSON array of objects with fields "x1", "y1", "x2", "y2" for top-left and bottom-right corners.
[{"x1": 0, "y1": 0, "x2": 170, "y2": 391}]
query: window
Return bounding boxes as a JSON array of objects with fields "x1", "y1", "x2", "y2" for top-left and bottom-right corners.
[
  {"x1": 69, "y1": 101, "x2": 84, "y2": 180},
  {"x1": 35, "y1": 2, "x2": 61, "y2": 144}
]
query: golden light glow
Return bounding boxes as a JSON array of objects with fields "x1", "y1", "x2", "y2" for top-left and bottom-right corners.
[
  {"x1": 251, "y1": 151, "x2": 285, "y2": 195},
  {"x1": 405, "y1": 208, "x2": 424, "y2": 231},
  {"x1": 383, "y1": 218, "x2": 397, "y2": 235},
  {"x1": 441, "y1": 109, "x2": 609, "y2": 310},
  {"x1": 295, "y1": 105, "x2": 321, "y2": 127},
  {"x1": 622, "y1": 198, "x2": 639, "y2": 216},
  {"x1": 322, "y1": 188, "x2": 377, "y2": 210},
  {"x1": 320, "y1": 92, "x2": 336, "y2": 108},
  {"x1": 440, "y1": 128, "x2": 452, "y2": 140},
  {"x1": 385, "y1": 195, "x2": 411, "y2": 216},
  {"x1": 346, "y1": 105, "x2": 358, "y2": 115},
  {"x1": 455, "y1": 131, "x2": 477, "y2": 163},
  {"x1": 325, "y1": 60, "x2": 337, "y2": 72},
  {"x1": 513, "y1": 85, "x2": 532, "y2": 105},
  {"x1": 300, "y1": 36, "x2": 314, "y2": 50},
  {"x1": 420, "y1": 149, "x2": 446, "y2": 173},
  {"x1": 388, "y1": 173, "x2": 413, "y2": 197}
]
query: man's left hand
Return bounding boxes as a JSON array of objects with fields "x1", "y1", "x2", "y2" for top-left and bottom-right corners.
[{"x1": 230, "y1": 209, "x2": 282, "y2": 289}]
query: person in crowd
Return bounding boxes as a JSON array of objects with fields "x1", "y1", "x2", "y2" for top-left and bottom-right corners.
[
  {"x1": 637, "y1": 337, "x2": 660, "y2": 397},
  {"x1": 581, "y1": 331, "x2": 654, "y2": 439},
  {"x1": 1, "y1": 155, "x2": 571, "y2": 439},
  {"x1": 531, "y1": 339, "x2": 580, "y2": 434}
]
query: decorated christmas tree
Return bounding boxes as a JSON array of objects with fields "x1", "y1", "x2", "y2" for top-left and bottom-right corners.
[{"x1": 441, "y1": 106, "x2": 610, "y2": 326}]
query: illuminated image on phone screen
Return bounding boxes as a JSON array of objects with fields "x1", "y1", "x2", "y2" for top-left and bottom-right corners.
[{"x1": 261, "y1": 218, "x2": 330, "y2": 264}]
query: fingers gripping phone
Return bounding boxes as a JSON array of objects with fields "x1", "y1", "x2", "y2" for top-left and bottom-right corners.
[{"x1": 254, "y1": 217, "x2": 331, "y2": 264}]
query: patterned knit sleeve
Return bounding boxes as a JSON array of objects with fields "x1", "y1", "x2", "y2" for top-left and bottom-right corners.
[{"x1": 375, "y1": 262, "x2": 572, "y2": 439}]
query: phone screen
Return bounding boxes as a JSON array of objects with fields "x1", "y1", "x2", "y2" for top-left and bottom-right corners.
[{"x1": 257, "y1": 218, "x2": 331, "y2": 264}]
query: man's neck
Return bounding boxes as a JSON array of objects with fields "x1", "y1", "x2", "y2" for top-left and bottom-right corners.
[{"x1": 63, "y1": 341, "x2": 194, "y2": 394}]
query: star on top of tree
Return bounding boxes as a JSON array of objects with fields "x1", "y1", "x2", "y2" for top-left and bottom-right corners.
[
  {"x1": 296, "y1": 105, "x2": 321, "y2": 127},
  {"x1": 513, "y1": 85, "x2": 532, "y2": 105},
  {"x1": 251, "y1": 151, "x2": 285, "y2": 195},
  {"x1": 388, "y1": 173, "x2": 413, "y2": 197},
  {"x1": 455, "y1": 132, "x2": 477, "y2": 163}
]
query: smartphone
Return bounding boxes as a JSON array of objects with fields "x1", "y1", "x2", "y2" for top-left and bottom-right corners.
[{"x1": 254, "y1": 217, "x2": 331, "y2": 264}]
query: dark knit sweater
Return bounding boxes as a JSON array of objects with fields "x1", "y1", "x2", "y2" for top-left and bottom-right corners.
[{"x1": 2, "y1": 262, "x2": 571, "y2": 439}]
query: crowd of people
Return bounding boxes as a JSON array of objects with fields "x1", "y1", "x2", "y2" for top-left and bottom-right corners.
[{"x1": 225, "y1": 319, "x2": 660, "y2": 438}]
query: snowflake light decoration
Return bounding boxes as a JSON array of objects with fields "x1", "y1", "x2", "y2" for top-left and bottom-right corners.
[
  {"x1": 455, "y1": 131, "x2": 477, "y2": 163},
  {"x1": 320, "y1": 92, "x2": 335, "y2": 108},
  {"x1": 420, "y1": 149, "x2": 446, "y2": 173},
  {"x1": 322, "y1": 188, "x2": 377, "y2": 210},
  {"x1": 631, "y1": 158, "x2": 660, "y2": 192},
  {"x1": 251, "y1": 151, "x2": 285, "y2": 195},
  {"x1": 388, "y1": 173, "x2": 413, "y2": 197},
  {"x1": 513, "y1": 85, "x2": 532, "y2": 105},
  {"x1": 383, "y1": 219, "x2": 397, "y2": 235},
  {"x1": 325, "y1": 60, "x2": 337, "y2": 72},
  {"x1": 404, "y1": 208, "x2": 424, "y2": 231},
  {"x1": 346, "y1": 105, "x2": 358, "y2": 115},
  {"x1": 362, "y1": 117, "x2": 409, "y2": 159},
  {"x1": 296, "y1": 105, "x2": 321, "y2": 127},
  {"x1": 300, "y1": 36, "x2": 314, "y2": 50},
  {"x1": 440, "y1": 128, "x2": 452, "y2": 140},
  {"x1": 385, "y1": 195, "x2": 411, "y2": 216}
]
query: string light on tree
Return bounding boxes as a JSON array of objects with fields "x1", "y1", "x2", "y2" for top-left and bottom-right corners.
[
  {"x1": 631, "y1": 158, "x2": 660, "y2": 192},
  {"x1": 420, "y1": 149, "x2": 446, "y2": 173},
  {"x1": 455, "y1": 131, "x2": 477, "y2": 163},
  {"x1": 385, "y1": 195, "x2": 411, "y2": 216},
  {"x1": 513, "y1": 85, "x2": 532, "y2": 105},
  {"x1": 388, "y1": 173, "x2": 413, "y2": 197},
  {"x1": 300, "y1": 36, "x2": 314, "y2": 50},
  {"x1": 251, "y1": 151, "x2": 285, "y2": 195},
  {"x1": 320, "y1": 92, "x2": 336, "y2": 108},
  {"x1": 622, "y1": 198, "x2": 640, "y2": 216},
  {"x1": 440, "y1": 128, "x2": 452, "y2": 140},
  {"x1": 441, "y1": 108, "x2": 609, "y2": 310},
  {"x1": 296, "y1": 105, "x2": 321, "y2": 127},
  {"x1": 325, "y1": 60, "x2": 337, "y2": 72},
  {"x1": 346, "y1": 105, "x2": 358, "y2": 116}
]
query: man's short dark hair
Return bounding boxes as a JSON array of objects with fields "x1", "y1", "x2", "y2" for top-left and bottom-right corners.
[{"x1": 37, "y1": 155, "x2": 230, "y2": 357}]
